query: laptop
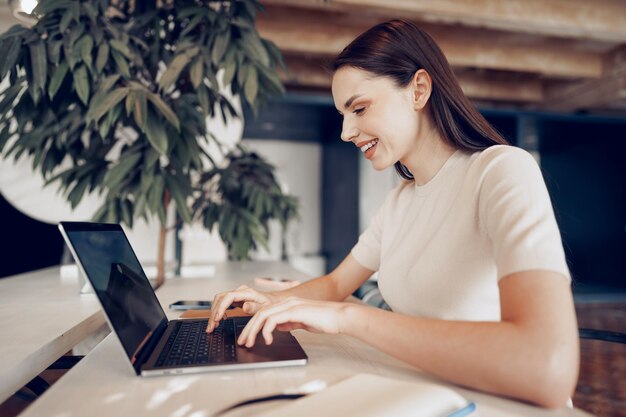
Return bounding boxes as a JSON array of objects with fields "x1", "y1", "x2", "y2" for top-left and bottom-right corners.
[{"x1": 58, "y1": 221, "x2": 308, "y2": 376}]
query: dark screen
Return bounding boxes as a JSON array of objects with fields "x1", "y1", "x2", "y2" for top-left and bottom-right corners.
[{"x1": 62, "y1": 225, "x2": 166, "y2": 362}]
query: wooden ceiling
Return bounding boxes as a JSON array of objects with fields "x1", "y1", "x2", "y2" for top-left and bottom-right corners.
[
  {"x1": 258, "y1": 0, "x2": 626, "y2": 115},
  {"x1": 1, "y1": 1, "x2": 625, "y2": 114}
]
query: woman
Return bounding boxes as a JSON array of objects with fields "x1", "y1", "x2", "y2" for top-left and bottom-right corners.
[{"x1": 206, "y1": 20, "x2": 579, "y2": 408}]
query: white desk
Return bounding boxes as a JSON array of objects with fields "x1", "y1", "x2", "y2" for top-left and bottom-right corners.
[
  {"x1": 0, "y1": 267, "x2": 106, "y2": 403},
  {"x1": 15, "y1": 262, "x2": 590, "y2": 417}
]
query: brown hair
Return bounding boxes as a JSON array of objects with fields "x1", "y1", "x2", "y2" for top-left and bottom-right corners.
[{"x1": 333, "y1": 19, "x2": 508, "y2": 180}]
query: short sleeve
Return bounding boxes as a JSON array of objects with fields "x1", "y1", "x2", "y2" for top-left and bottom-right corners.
[
  {"x1": 478, "y1": 147, "x2": 571, "y2": 280},
  {"x1": 351, "y1": 197, "x2": 386, "y2": 272}
]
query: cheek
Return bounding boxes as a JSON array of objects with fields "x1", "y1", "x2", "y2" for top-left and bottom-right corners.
[{"x1": 380, "y1": 108, "x2": 417, "y2": 147}]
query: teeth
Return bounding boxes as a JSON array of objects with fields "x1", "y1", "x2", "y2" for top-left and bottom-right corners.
[{"x1": 360, "y1": 139, "x2": 378, "y2": 153}]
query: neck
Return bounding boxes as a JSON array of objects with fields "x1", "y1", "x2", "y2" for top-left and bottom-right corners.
[{"x1": 401, "y1": 125, "x2": 456, "y2": 186}]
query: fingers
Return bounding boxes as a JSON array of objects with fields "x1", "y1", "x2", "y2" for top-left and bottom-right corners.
[
  {"x1": 206, "y1": 285, "x2": 267, "y2": 333},
  {"x1": 238, "y1": 298, "x2": 300, "y2": 347}
]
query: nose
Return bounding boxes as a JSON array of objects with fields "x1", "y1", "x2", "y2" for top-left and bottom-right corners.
[{"x1": 340, "y1": 118, "x2": 359, "y2": 142}]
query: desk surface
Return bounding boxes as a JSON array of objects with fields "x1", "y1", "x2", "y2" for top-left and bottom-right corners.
[
  {"x1": 0, "y1": 267, "x2": 106, "y2": 403},
  {"x1": 12, "y1": 261, "x2": 590, "y2": 417}
]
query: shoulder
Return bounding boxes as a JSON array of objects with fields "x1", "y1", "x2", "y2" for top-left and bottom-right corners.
[
  {"x1": 380, "y1": 180, "x2": 413, "y2": 207},
  {"x1": 470, "y1": 145, "x2": 541, "y2": 182},
  {"x1": 474, "y1": 144, "x2": 536, "y2": 167}
]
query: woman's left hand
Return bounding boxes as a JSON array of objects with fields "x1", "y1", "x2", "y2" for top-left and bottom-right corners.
[{"x1": 237, "y1": 297, "x2": 349, "y2": 348}]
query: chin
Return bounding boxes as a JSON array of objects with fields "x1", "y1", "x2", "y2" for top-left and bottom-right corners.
[{"x1": 371, "y1": 160, "x2": 391, "y2": 171}]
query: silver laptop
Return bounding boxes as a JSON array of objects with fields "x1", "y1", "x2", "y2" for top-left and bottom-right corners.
[{"x1": 59, "y1": 221, "x2": 308, "y2": 377}]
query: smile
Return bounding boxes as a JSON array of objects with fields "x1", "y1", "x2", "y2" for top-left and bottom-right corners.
[{"x1": 360, "y1": 139, "x2": 379, "y2": 153}]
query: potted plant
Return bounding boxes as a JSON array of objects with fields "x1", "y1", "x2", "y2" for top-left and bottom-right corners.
[{"x1": 0, "y1": 0, "x2": 298, "y2": 287}]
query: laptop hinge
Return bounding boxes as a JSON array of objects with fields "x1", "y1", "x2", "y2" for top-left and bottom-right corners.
[{"x1": 133, "y1": 319, "x2": 170, "y2": 374}]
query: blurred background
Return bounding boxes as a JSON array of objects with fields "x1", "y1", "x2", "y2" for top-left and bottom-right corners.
[{"x1": 0, "y1": 0, "x2": 624, "y2": 297}]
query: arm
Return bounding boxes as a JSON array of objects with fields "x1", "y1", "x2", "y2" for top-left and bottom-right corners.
[
  {"x1": 207, "y1": 254, "x2": 372, "y2": 332},
  {"x1": 342, "y1": 270, "x2": 579, "y2": 407},
  {"x1": 238, "y1": 270, "x2": 579, "y2": 408},
  {"x1": 279, "y1": 254, "x2": 374, "y2": 301}
]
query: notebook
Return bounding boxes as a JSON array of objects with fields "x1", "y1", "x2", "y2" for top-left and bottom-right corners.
[
  {"x1": 58, "y1": 221, "x2": 308, "y2": 376},
  {"x1": 256, "y1": 374, "x2": 474, "y2": 417}
]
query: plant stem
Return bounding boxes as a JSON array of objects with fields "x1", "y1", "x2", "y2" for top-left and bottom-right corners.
[{"x1": 155, "y1": 189, "x2": 171, "y2": 289}]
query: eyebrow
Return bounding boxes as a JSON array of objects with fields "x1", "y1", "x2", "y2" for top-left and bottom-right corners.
[{"x1": 343, "y1": 94, "x2": 363, "y2": 110}]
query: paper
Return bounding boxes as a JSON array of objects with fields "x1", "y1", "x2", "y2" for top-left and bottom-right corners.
[{"x1": 256, "y1": 373, "x2": 470, "y2": 417}]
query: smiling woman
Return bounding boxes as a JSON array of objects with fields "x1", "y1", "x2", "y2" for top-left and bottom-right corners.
[{"x1": 206, "y1": 20, "x2": 580, "y2": 409}]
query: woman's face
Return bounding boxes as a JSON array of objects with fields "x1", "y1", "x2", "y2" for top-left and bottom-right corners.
[{"x1": 331, "y1": 66, "x2": 420, "y2": 171}]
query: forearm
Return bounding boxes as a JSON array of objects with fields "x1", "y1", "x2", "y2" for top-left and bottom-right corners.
[
  {"x1": 271, "y1": 254, "x2": 372, "y2": 302},
  {"x1": 273, "y1": 274, "x2": 344, "y2": 302},
  {"x1": 341, "y1": 304, "x2": 578, "y2": 408}
]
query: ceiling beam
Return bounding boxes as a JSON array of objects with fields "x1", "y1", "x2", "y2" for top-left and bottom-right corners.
[
  {"x1": 256, "y1": 6, "x2": 604, "y2": 79},
  {"x1": 543, "y1": 46, "x2": 626, "y2": 111},
  {"x1": 279, "y1": 55, "x2": 544, "y2": 103},
  {"x1": 262, "y1": 0, "x2": 626, "y2": 43}
]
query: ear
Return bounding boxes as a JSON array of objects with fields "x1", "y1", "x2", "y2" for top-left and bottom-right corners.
[{"x1": 411, "y1": 69, "x2": 432, "y2": 110}]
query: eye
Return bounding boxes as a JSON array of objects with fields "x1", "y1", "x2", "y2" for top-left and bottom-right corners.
[{"x1": 353, "y1": 107, "x2": 365, "y2": 115}]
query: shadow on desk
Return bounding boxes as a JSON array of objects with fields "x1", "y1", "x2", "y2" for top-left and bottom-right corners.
[{"x1": 0, "y1": 323, "x2": 111, "y2": 417}]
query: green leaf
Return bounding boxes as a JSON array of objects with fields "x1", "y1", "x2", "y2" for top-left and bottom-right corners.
[
  {"x1": 98, "y1": 74, "x2": 121, "y2": 93},
  {"x1": 157, "y1": 48, "x2": 198, "y2": 91},
  {"x1": 87, "y1": 86, "x2": 128, "y2": 122},
  {"x1": 0, "y1": 124, "x2": 12, "y2": 153},
  {"x1": 190, "y1": 57, "x2": 203, "y2": 89},
  {"x1": 48, "y1": 61, "x2": 68, "y2": 99},
  {"x1": 1, "y1": 36, "x2": 22, "y2": 78},
  {"x1": 47, "y1": 39, "x2": 62, "y2": 66},
  {"x1": 121, "y1": 199, "x2": 133, "y2": 227},
  {"x1": 82, "y1": 3, "x2": 98, "y2": 22},
  {"x1": 33, "y1": 0, "x2": 72, "y2": 15},
  {"x1": 79, "y1": 35, "x2": 94, "y2": 70},
  {"x1": 133, "y1": 91, "x2": 147, "y2": 132},
  {"x1": 164, "y1": 174, "x2": 192, "y2": 223},
  {"x1": 243, "y1": 64, "x2": 258, "y2": 104},
  {"x1": 147, "y1": 92, "x2": 180, "y2": 131},
  {"x1": 73, "y1": 64, "x2": 90, "y2": 105},
  {"x1": 111, "y1": 49, "x2": 130, "y2": 78},
  {"x1": 28, "y1": 82, "x2": 41, "y2": 105},
  {"x1": 98, "y1": 110, "x2": 113, "y2": 138},
  {"x1": 257, "y1": 64, "x2": 285, "y2": 95},
  {"x1": 0, "y1": 83, "x2": 25, "y2": 115},
  {"x1": 240, "y1": 29, "x2": 270, "y2": 67},
  {"x1": 144, "y1": 109, "x2": 169, "y2": 155},
  {"x1": 29, "y1": 41, "x2": 47, "y2": 93},
  {"x1": 63, "y1": 40, "x2": 76, "y2": 69},
  {"x1": 222, "y1": 50, "x2": 237, "y2": 87},
  {"x1": 180, "y1": 13, "x2": 205, "y2": 37},
  {"x1": 95, "y1": 42, "x2": 109, "y2": 72},
  {"x1": 212, "y1": 29, "x2": 230, "y2": 65},
  {"x1": 60, "y1": 9, "x2": 73, "y2": 33},
  {"x1": 67, "y1": 177, "x2": 89, "y2": 209},
  {"x1": 264, "y1": 39, "x2": 286, "y2": 71},
  {"x1": 70, "y1": 2, "x2": 81, "y2": 23},
  {"x1": 110, "y1": 39, "x2": 132, "y2": 59},
  {"x1": 237, "y1": 56, "x2": 248, "y2": 86},
  {"x1": 197, "y1": 84, "x2": 209, "y2": 116},
  {"x1": 134, "y1": 192, "x2": 148, "y2": 218},
  {"x1": 125, "y1": 90, "x2": 135, "y2": 116},
  {"x1": 148, "y1": 175, "x2": 164, "y2": 215},
  {"x1": 104, "y1": 151, "x2": 141, "y2": 189},
  {"x1": 67, "y1": 22, "x2": 85, "y2": 47}
]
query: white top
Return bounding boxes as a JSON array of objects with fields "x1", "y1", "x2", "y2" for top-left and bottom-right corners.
[{"x1": 351, "y1": 145, "x2": 570, "y2": 322}]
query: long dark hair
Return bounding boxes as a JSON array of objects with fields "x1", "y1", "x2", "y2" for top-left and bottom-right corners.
[{"x1": 333, "y1": 19, "x2": 508, "y2": 180}]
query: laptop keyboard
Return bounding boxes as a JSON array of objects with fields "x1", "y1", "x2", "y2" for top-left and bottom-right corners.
[{"x1": 155, "y1": 319, "x2": 237, "y2": 368}]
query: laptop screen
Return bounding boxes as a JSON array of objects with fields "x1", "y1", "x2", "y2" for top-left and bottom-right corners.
[{"x1": 60, "y1": 222, "x2": 166, "y2": 363}]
